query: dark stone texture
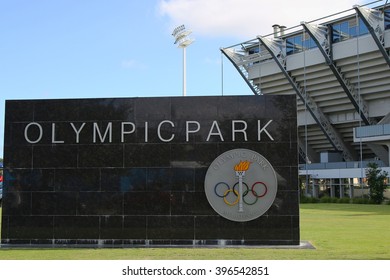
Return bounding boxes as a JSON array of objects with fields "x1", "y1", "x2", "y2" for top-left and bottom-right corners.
[{"x1": 1, "y1": 95, "x2": 299, "y2": 247}]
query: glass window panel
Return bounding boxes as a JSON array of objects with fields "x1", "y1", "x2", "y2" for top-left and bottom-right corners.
[
  {"x1": 359, "y1": 18, "x2": 369, "y2": 35},
  {"x1": 349, "y1": 25, "x2": 357, "y2": 38},
  {"x1": 286, "y1": 38, "x2": 294, "y2": 55},
  {"x1": 294, "y1": 35, "x2": 303, "y2": 53},
  {"x1": 340, "y1": 21, "x2": 349, "y2": 36},
  {"x1": 248, "y1": 47, "x2": 259, "y2": 54},
  {"x1": 304, "y1": 38, "x2": 316, "y2": 49},
  {"x1": 333, "y1": 22, "x2": 349, "y2": 41},
  {"x1": 385, "y1": 10, "x2": 390, "y2": 30},
  {"x1": 294, "y1": 35, "x2": 303, "y2": 47},
  {"x1": 332, "y1": 24, "x2": 341, "y2": 43}
]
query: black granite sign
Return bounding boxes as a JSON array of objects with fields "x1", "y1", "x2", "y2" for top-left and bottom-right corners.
[{"x1": 1, "y1": 95, "x2": 299, "y2": 247}]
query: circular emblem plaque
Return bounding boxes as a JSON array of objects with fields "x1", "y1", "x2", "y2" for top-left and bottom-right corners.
[{"x1": 204, "y1": 148, "x2": 277, "y2": 222}]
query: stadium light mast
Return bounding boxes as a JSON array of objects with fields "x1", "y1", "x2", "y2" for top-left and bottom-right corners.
[{"x1": 172, "y1": 25, "x2": 194, "y2": 96}]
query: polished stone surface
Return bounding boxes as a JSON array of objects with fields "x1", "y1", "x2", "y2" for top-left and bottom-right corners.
[{"x1": 1, "y1": 95, "x2": 299, "y2": 247}]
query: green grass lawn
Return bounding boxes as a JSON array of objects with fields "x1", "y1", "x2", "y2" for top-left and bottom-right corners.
[{"x1": 0, "y1": 204, "x2": 389, "y2": 260}]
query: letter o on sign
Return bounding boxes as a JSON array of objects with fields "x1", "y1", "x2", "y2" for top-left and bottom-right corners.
[{"x1": 24, "y1": 122, "x2": 43, "y2": 144}]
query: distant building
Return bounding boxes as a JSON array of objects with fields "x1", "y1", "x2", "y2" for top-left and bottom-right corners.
[{"x1": 222, "y1": 1, "x2": 390, "y2": 198}]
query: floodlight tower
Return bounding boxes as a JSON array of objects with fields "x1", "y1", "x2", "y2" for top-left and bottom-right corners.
[{"x1": 172, "y1": 25, "x2": 194, "y2": 96}]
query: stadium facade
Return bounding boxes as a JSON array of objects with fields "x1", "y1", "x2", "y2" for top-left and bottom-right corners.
[{"x1": 221, "y1": 1, "x2": 390, "y2": 198}]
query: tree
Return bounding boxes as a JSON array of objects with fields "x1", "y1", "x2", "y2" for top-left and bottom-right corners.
[{"x1": 366, "y1": 162, "x2": 389, "y2": 204}]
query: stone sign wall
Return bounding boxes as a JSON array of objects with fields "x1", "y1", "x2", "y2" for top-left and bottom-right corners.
[{"x1": 1, "y1": 95, "x2": 299, "y2": 247}]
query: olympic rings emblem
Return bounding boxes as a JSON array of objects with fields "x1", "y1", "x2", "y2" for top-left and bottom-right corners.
[{"x1": 214, "y1": 181, "x2": 268, "y2": 206}]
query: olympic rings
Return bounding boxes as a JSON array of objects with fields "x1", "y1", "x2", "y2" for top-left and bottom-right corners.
[
  {"x1": 233, "y1": 182, "x2": 249, "y2": 196},
  {"x1": 223, "y1": 189, "x2": 239, "y2": 206},
  {"x1": 242, "y1": 189, "x2": 258, "y2": 205},
  {"x1": 214, "y1": 182, "x2": 230, "y2": 197},
  {"x1": 213, "y1": 181, "x2": 268, "y2": 206},
  {"x1": 252, "y1": 182, "x2": 268, "y2": 198}
]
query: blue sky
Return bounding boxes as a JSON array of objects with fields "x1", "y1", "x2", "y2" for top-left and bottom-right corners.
[{"x1": 0, "y1": 0, "x2": 375, "y2": 158}]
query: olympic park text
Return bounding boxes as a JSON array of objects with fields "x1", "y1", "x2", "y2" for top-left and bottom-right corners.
[
  {"x1": 23, "y1": 119, "x2": 275, "y2": 144},
  {"x1": 211, "y1": 150, "x2": 271, "y2": 171}
]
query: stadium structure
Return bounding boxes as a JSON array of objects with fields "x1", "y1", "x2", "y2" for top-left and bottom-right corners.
[{"x1": 221, "y1": 0, "x2": 390, "y2": 198}]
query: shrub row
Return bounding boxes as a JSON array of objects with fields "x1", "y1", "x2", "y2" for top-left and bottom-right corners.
[{"x1": 300, "y1": 196, "x2": 390, "y2": 205}]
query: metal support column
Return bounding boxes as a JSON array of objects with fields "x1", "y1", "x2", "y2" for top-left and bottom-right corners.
[
  {"x1": 354, "y1": 5, "x2": 390, "y2": 68},
  {"x1": 301, "y1": 22, "x2": 371, "y2": 125},
  {"x1": 220, "y1": 48, "x2": 261, "y2": 95},
  {"x1": 258, "y1": 36, "x2": 356, "y2": 161},
  {"x1": 299, "y1": 137, "x2": 319, "y2": 163}
]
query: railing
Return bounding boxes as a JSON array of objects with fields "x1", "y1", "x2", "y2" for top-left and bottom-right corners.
[
  {"x1": 354, "y1": 124, "x2": 390, "y2": 138},
  {"x1": 300, "y1": 160, "x2": 386, "y2": 170}
]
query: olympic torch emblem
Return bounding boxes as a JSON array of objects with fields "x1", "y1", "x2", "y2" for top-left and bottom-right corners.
[
  {"x1": 205, "y1": 149, "x2": 277, "y2": 222},
  {"x1": 234, "y1": 160, "x2": 251, "y2": 212}
]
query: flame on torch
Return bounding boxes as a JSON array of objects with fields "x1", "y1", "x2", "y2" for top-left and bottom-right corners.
[
  {"x1": 234, "y1": 160, "x2": 252, "y2": 172},
  {"x1": 234, "y1": 160, "x2": 252, "y2": 213}
]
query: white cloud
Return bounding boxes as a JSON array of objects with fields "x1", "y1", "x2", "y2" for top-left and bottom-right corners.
[
  {"x1": 158, "y1": 0, "x2": 364, "y2": 40},
  {"x1": 121, "y1": 59, "x2": 147, "y2": 70}
]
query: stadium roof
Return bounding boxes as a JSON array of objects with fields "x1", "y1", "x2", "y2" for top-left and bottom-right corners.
[{"x1": 222, "y1": 0, "x2": 390, "y2": 165}]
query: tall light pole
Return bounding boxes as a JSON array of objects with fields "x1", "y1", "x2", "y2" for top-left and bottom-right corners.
[{"x1": 172, "y1": 25, "x2": 194, "y2": 96}]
